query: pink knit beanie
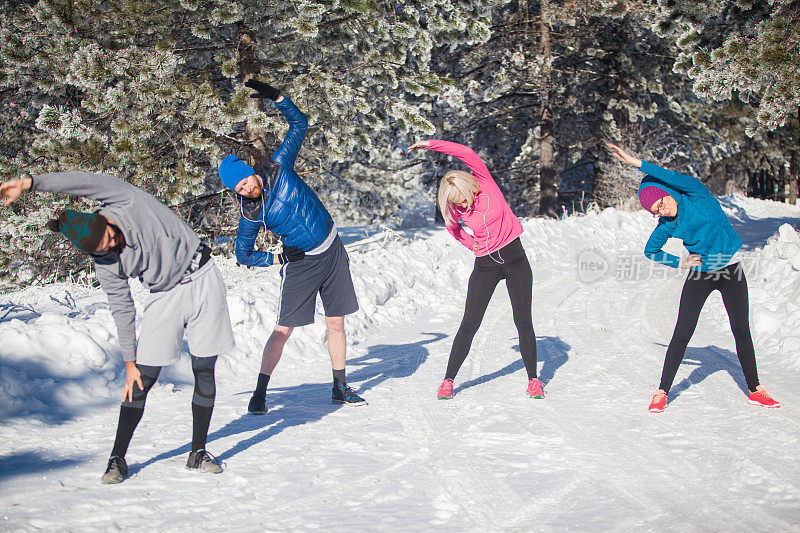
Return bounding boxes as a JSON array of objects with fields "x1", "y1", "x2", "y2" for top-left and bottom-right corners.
[{"x1": 639, "y1": 186, "x2": 669, "y2": 211}]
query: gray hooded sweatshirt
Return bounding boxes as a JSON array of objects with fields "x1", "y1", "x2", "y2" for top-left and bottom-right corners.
[{"x1": 32, "y1": 172, "x2": 200, "y2": 362}]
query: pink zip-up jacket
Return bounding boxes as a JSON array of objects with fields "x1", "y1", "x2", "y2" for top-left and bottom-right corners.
[{"x1": 427, "y1": 140, "x2": 523, "y2": 256}]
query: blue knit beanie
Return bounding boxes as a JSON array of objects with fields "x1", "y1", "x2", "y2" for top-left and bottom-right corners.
[{"x1": 219, "y1": 155, "x2": 256, "y2": 191}]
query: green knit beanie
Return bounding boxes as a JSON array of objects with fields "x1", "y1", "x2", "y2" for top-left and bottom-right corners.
[{"x1": 46, "y1": 210, "x2": 108, "y2": 253}]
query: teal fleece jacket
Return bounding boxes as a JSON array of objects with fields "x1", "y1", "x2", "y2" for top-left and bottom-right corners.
[{"x1": 638, "y1": 161, "x2": 742, "y2": 272}]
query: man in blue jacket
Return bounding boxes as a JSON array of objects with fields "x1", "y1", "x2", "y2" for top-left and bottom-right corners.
[{"x1": 219, "y1": 79, "x2": 364, "y2": 413}]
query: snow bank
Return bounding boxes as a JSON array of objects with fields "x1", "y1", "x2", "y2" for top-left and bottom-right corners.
[
  {"x1": 0, "y1": 288, "x2": 123, "y2": 418},
  {"x1": 747, "y1": 223, "x2": 800, "y2": 369}
]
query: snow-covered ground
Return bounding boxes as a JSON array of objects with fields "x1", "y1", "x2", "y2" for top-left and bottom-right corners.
[{"x1": 1, "y1": 195, "x2": 799, "y2": 531}]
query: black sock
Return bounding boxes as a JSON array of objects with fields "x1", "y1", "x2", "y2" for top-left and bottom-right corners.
[
  {"x1": 332, "y1": 368, "x2": 346, "y2": 388},
  {"x1": 254, "y1": 373, "x2": 270, "y2": 397},
  {"x1": 110, "y1": 405, "x2": 144, "y2": 458},
  {"x1": 191, "y1": 403, "x2": 214, "y2": 453}
]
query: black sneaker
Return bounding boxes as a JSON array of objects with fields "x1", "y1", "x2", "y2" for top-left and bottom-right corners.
[
  {"x1": 248, "y1": 393, "x2": 267, "y2": 415},
  {"x1": 101, "y1": 456, "x2": 128, "y2": 484},
  {"x1": 186, "y1": 449, "x2": 222, "y2": 474},
  {"x1": 332, "y1": 384, "x2": 366, "y2": 406}
]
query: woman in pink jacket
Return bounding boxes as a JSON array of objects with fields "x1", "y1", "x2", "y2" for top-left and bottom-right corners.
[{"x1": 409, "y1": 140, "x2": 542, "y2": 400}]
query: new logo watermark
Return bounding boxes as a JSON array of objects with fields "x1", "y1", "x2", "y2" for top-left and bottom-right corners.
[
  {"x1": 578, "y1": 250, "x2": 608, "y2": 283},
  {"x1": 575, "y1": 249, "x2": 765, "y2": 283}
]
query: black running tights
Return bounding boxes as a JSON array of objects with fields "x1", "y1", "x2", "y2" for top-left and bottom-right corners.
[
  {"x1": 659, "y1": 263, "x2": 759, "y2": 393},
  {"x1": 445, "y1": 238, "x2": 537, "y2": 380},
  {"x1": 110, "y1": 355, "x2": 218, "y2": 457}
]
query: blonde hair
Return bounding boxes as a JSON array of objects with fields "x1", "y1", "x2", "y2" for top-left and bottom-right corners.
[{"x1": 437, "y1": 170, "x2": 480, "y2": 225}]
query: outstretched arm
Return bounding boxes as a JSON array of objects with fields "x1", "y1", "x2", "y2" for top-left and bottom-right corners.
[
  {"x1": 3, "y1": 172, "x2": 139, "y2": 207},
  {"x1": 606, "y1": 142, "x2": 642, "y2": 168},
  {"x1": 408, "y1": 139, "x2": 494, "y2": 187},
  {"x1": 245, "y1": 78, "x2": 308, "y2": 169},
  {"x1": 272, "y1": 97, "x2": 308, "y2": 169},
  {"x1": 638, "y1": 161, "x2": 707, "y2": 195},
  {"x1": 606, "y1": 142, "x2": 705, "y2": 194},
  {"x1": 94, "y1": 260, "x2": 138, "y2": 362}
]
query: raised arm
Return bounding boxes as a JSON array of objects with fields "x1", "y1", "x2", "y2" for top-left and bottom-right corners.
[
  {"x1": 607, "y1": 142, "x2": 706, "y2": 195},
  {"x1": 244, "y1": 78, "x2": 308, "y2": 169},
  {"x1": 33, "y1": 172, "x2": 138, "y2": 205},
  {"x1": 1, "y1": 172, "x2": 137, "y2": 207},
  {"x1": 639, "y1": 161, "x2": 707, "y2": 195},
  {"x1": 271, "y1": 97, "x2": 308, "y2": 168},
  {"x1": 423, "y1": 140, "x2": 494, "y2": 187}
]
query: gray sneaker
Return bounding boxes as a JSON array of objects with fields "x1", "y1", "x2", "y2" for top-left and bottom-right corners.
[
  {"x1": 186, "y1": 450, "x2": 222, "y2": 474},
  {"x1": 101, "y1": 456, "x2": 128, "y2": 484}
]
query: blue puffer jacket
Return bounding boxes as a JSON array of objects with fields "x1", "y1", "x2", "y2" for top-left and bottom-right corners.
[
  {"x1": 638, "y1": 161, "x2": 742, "y2": 272},
  {"x1": 235, "y1": 97, "x2": 334, "y2": 267}
]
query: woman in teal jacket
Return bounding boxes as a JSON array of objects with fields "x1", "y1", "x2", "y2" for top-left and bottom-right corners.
[{"x1": 607, "y1": 143, "x2": 780, "y2": 412}]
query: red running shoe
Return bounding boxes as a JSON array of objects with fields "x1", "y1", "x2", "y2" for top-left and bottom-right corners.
[
  {"x1": 748, "y1": 386, "x2": 780, "y2": 408},
  {"x1": 436, "y1": 379, "x2": 454, "y2": 399},
  {"x1": 526, "y1": 378, "x2": 545, "y2": 399},
  {"x1": 649, "y1": 390, "x2": 668, "y2": 413}
]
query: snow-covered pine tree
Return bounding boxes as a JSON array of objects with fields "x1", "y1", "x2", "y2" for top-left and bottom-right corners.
[
  {"x1": 423, "y1": 1, "x2": 726, "y2": 213},
  {"x1": 656, "y1": 0, "x2": 800, "y2": 136},
  {"x1": 653, "y1": 1, "x2": 800, "y2": 204},
  {"x1": 0, "y1": 0, "x2": 493, "y2": 287}
]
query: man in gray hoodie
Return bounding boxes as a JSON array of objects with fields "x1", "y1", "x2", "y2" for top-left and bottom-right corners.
[{"x1": 0, "y1": 172, "x2": 235, "y2": 484}]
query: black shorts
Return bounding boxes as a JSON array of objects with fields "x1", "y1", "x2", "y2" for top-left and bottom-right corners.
[{"x1": 277, "y1": 235, "x2": 359, "y2": 327}]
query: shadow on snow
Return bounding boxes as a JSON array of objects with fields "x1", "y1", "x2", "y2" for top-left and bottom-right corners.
[
  {"x1": 0, "y1": 451, "x2": 85, "y2": 481},
  {"x1": 452, "y1": 335, "x2": 570, "y2": 395},
  {"x1": 718, "y1": 197, "x2": 799, "y2": 251},
  {"x1": 126, "y1": 332, "x2": 446, "y2": 474},
  {"x1": 654, "y1": 343, "x2": 750, "y2": 401},
  {"x1": 0, "y1": 355, "x2": 118, "y2": 425}
]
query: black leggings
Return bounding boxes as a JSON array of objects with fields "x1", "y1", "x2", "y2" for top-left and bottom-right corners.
[
  {"x1": 659, "y1": 263, "x2": 759, "y2": 393},
  {"x1": 445, "y1": 238, "x2": 537, "y2": 380},
  {"x1": 111, "y1": 355, "x2": 218, "y2": 457},
  {"x1": 121, "y1": 355, "x2": 217, "y2": 409}
]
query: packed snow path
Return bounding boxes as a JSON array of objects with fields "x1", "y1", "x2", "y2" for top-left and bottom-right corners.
[{"x1": 1, "y1": 195, "x2": 799, "y2": 531}]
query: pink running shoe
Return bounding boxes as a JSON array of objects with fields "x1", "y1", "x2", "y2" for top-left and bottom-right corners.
[
  {"x1": 649, "y1": 391, "x2": 668, "y2": 413},
  {"x1": 748, "y1": 386, "x2": 780, "y2": 408},
  {"x1": 436, "y1": 379, "x2": 454, "y2": 399},
  {"x1": 526, "y1": 379, "x2": 544, "y2": 399}
]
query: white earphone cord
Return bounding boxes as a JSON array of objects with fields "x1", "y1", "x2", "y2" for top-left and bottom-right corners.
[{"x1": 478, "y1": 192, "x2": 504, "y2": 265}]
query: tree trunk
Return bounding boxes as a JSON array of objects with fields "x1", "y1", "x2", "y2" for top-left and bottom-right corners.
[
  {"x1": 790, "y1": 150, "x2": 799, "y2": 205},
  {"x1": 769, "y1": 169, "x2": 775, "y2": 199},
  {"x1": 777, "y1": 164, "x2": 786, "y2": 202},
  {"x1": 793, "y1": 106, "x2": 800, "y2": 205},
  {"x1": 238, "y1": 22, "x2": 271, "y2": 163},
  {"x1": 537, "y1": 0, "x2": 558, "y2": 218},
  {"x1": 724, "y1": 164, "x2": 735, "y2": 195}
]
